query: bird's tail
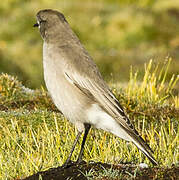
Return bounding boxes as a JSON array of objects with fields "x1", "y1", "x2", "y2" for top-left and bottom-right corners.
[{"x1": 130, "y1": 132, "x2": 158, "y2": 166}]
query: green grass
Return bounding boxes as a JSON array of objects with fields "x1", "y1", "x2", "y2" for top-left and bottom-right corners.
[{"x1": 0, "y1": 60, "x2": 178, "y2": 179}]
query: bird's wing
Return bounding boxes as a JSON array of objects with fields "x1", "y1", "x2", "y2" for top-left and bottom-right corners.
[
  {"x1": 64, "y1": 60, "x2": 138, "y2": 135},
  {"x1": 64, "y1": 59, "x2": 158, "y2": 165}
]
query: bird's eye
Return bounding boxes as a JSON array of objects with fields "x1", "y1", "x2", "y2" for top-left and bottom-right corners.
[{"x1": 40, "y1": 20, "x2": 47, "y2": 24}]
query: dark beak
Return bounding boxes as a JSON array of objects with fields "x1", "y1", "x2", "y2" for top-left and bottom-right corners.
[{"x1": 33, "y1": 23, "x2": 39, "y2": 27}]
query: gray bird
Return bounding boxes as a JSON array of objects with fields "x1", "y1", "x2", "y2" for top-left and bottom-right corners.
[{"x1": 34, "y1": 9, "x2": 157, "y2": 167}]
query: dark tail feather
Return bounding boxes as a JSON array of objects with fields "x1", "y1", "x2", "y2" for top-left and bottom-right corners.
[
  {"x1": 141, "y1": 148, "x2": 158, "y2": 166},
  {"x1": 132, "y1": 135, "x2": 158, "y2": 166}
]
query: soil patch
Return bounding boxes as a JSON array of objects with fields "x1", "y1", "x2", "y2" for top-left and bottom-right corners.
[{"x1": 22, "y1": 161, "x2": 179, "y2": 180}]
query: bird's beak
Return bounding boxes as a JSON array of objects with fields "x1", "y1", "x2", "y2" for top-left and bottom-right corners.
[{"x1": 33, "y1": 23, "x2": 39, "y2": 27}]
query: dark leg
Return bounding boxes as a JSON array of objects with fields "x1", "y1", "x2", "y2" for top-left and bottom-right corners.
[
  {"x1": 76, "y1": 123, "x2": 91, "y2": 163},
  {"x1": 62, "y1": 131, "x2": 82, "y2": 168}
]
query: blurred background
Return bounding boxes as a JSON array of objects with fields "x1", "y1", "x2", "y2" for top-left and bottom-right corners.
[{"x1": 0, "y1": 0, "x2": 179, "y2": 88}]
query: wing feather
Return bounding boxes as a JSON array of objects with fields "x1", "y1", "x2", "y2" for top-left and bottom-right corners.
[
  {"x1": 65, "y1": 71, "x2": 135, "y2": 132},
  {"x1": 65, "y1": 70, "x2": 154, "y2": 154}
]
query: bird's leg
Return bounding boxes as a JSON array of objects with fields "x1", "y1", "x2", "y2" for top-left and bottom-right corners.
[
  {"x1": 62, "y1": 131, "x2": 82, "y2": 168},
  {"x1": 76, "y1": 123, "x2": 91, "y2": 163}
]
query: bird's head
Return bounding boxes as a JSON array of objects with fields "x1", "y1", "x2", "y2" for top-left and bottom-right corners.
[{"x1": 34, "y1": 9, "x2": 68, "y2": 41}]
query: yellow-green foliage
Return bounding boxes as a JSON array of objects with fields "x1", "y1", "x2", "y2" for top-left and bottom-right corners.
[
  {"x1": 0, "y1": 60, "x2": 178, "y2": 179},
  {"x1": 0, "y1": 0, "x2": 179, "y2": 88},
  {"x1": 126, "y1": 58, "x2": 178, "y2": 105}
]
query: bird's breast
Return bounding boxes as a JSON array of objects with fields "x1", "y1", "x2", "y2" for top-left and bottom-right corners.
[{"x1": 42, "y1": 43, "x2": 91, "y2": 123}]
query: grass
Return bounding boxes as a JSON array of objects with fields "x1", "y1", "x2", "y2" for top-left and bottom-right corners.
[{"x1": 0, "y1": 60, "x2": 178, "y2": 179}]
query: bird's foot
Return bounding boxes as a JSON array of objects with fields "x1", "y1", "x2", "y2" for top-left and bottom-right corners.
[
  {"x1": 61, "y1": 160, "x2": 76, "y2": 169},
  {"x1": 61, "y1": 160, "x2": 86, "y2": 169}
]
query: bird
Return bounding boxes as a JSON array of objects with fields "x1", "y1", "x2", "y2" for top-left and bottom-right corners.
[{"x1": 34, "y1": 9, "x2": 158, "y2": 167}]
